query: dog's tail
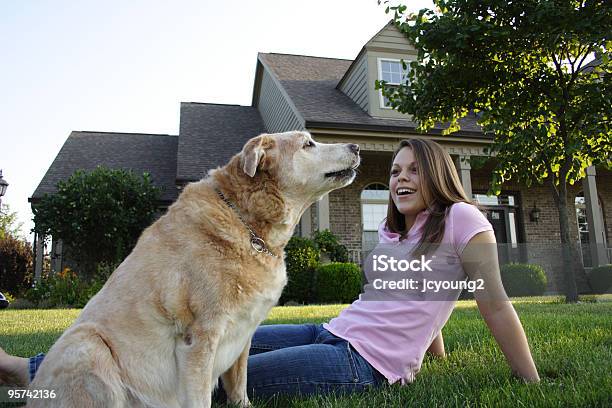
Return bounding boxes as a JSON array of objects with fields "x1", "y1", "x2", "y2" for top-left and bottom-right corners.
[{"x1": 26, "y1": 323, "x2": 127, "y2": 408}]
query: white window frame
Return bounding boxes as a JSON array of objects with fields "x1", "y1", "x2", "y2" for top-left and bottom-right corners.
[
  {"x1": 377, "y1": 58, "x2": 410, "y2": 109},
  {"x1": 361, "y1": 183, "x2": 390, "y2": 254},
  {"x1": 361, "y1": 184, "x2": 389, "y2": 231}
]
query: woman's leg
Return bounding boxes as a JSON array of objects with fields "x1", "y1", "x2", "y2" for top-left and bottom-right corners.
[
  {"x1": 249, "y1": 323, "x2": 321, "y2": 355},
  {"x1": 0, "y1": 347, "x2": 30, "y2": 387},
  {"x1": 244, "y1": 326, "x2": 386, "y2": 401},
  {"x1": 8, "y1": 324, "x2": 387, "y2": 400},
  {"x1": 11, "y1": 323, "x2": 319, "y2": 386}
]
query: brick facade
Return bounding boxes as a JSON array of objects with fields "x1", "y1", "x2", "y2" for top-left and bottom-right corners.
[{"x1": 329, "y1": 152, "x2": 391, "y2": 258}]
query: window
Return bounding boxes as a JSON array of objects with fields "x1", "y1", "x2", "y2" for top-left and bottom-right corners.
[
  {"x1": 361, "y1": 183, "x2": 389, "y2": 253},
  {"x1": 378, "y1": 59, "x2": 410, "y2": 108},
  {"x1": 575, "y1": 192, "x2": 607, "y2": 267}
]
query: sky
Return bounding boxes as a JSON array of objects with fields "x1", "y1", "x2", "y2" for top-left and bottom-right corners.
[{"x1": 0, "y1": 0, "x2": 433, "y2": 244}]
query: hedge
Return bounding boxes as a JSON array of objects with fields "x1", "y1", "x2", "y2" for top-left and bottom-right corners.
[
  {"x1": 500, "y1": 263, "x2": 547, "y2": 296},
  {"x1": 314, "y1": 262, "x2": 362, "y2": 304},
  {"x1": 588, "y1": 264, "x2": 612, "y2": 294}
]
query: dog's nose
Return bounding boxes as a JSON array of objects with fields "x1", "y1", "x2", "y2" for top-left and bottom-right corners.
[{"x1": 348, "y1": 144, "x2": 360, "y2": 154}]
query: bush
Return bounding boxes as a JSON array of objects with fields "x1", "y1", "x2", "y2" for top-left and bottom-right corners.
[
  {"x1": 313, "y1": 230, "x2": 349, "y2": 263},
  {"x1": 280, "y1": 237, "x2": 320, "y2": 304},
  {"x1": 314, "y1": 262, "x2": 362, "y2": 304},
  {"x1": 0, "y1": 235, "x2": 33, "y2": 294},
  {"x1": 588, "y1": 264, "x2": 612, "y2": 294},
  {"x1": 22, "y1": 267, "x2": 107, "y2": 308},
  {"x1": 8, "y1": 298, "x2": 36, "y2": 309},
  {"x1": 32, "y1": 166, "x2": 161, "y2": 279},
  {"x1": 500, "y1": 263, "x2": 547, "y2": 296}
]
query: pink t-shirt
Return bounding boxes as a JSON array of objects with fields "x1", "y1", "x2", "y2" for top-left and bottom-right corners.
[{"x1": 323, "y1": 202, "x2": 493, "y2": 385}]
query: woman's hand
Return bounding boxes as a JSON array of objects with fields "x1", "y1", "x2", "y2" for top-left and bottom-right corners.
[
  {"x1": 461, "y1": 231, "x2": 540, "y2": 383},
  {"x1": 426, "y1": 332, "x2": 446, "y2": 358}
]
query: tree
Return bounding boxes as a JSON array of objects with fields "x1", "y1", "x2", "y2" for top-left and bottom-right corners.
[
  {"x1": 32, "y1": 166, "x2": 161, "y2": 280},
  {"x1": 377, "y1": 0, "x2": 611, "y2": 302},
  {"x1": 0, "y1": 204, "x2": 24, "y2": 240},
  {"x1": 0, "y1": 206, "x2": 32, "y2": 294}
]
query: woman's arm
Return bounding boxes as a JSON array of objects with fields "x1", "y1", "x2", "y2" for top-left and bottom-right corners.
[
  {"x1": 426, "y1": 332, "x2": 446, "y2": 358},
  {"x1": 461, "y1": 231, "x2": 540, "y2": 383}
]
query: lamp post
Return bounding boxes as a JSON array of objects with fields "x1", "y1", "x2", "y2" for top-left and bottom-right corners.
[{"x1": 0, "y1": 170, "x2": 8, "y2": 211}]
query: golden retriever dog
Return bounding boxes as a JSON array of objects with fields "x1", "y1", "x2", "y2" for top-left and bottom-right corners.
[{"x1": 27, "y1": 131, "x2": 360, "y2": 408}]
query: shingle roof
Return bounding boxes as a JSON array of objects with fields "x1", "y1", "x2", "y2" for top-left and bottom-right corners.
[
  {"x1": 258, "y1": 53, "x2": 353, "y2": 81},
  {"x1": 176, "y1": 102, "x2": 266, "y2": 181},
  {"x1": 582, "y1": 57, "x2": 602, "y2": 74},
  {"x1": 259, "y1": 53, "x2": 484, "y2": 136},
  {"x1": 30, "y1": 131, "x2": 179, "y2": 202}
]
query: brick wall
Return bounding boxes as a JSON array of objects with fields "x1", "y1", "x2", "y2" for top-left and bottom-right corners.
[{"x1": 329, "y1": 152, "x2": 391, "y2": 255}]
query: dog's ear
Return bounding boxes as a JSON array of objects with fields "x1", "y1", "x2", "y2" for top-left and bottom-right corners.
[{"x1": 241, "y1": 135, "x2": 272, "y2": 177}]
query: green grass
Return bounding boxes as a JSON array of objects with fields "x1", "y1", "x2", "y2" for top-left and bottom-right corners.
[{"x1": 1, "y1": 297, "x2": 611, "y2": 407}]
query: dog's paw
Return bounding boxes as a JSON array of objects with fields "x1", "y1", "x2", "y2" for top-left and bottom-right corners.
[{"x1": 228, "y1": 396, "x2": 251, "y2": 408}]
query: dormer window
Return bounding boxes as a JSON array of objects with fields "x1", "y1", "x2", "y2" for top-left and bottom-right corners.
[{"x1": 378, "y1": 58, "x2": 410, "y2": 108}]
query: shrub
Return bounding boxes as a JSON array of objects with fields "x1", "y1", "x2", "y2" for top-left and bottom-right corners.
[
  {"x1": 281, "y1": 237, "x2": 319, "y2": 304},
  {"x1": 8, "y1": 298, "x2": 36, "y2": 309},
  {"x1": 49, "y1": 268, "x2": 85, "y2": 307},
  {"x1": 32, "y1": 166, "x2": 161, "y2": 279},
  {"x1": 314, "y1": 262, "x2": 362, "y2": 304},
  {"x1": 22, "y1": 267, "x2": 106, "y2": 308},
  {"x1": 22, "y1": 273, "x2": 52, "y2": 306},
  {"x1": 500, "y1": 263, "x2": 547, "y2": 296},
  {"x1": 0, "y1": 234, "x2": 33, "y2": 294},
  {"x1": 313, "y1": 230, "x2": 349, "y2": 263},
  {"x1": 588, "y1": 264, "x2": 612, "y2": 294}
]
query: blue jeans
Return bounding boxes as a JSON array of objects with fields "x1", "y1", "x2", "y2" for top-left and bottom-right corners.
[{"x1": 29, "y1": 323, "x2": 386, "y2": 400}]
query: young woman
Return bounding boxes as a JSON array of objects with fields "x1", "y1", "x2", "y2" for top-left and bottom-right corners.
[{"x1": 0, "y1": 138, "x2": 540, "y2": 400}]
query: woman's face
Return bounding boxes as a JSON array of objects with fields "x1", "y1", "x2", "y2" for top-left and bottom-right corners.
[{"x1": 389, "y1": 147, "x2": 427, "y2": 218}]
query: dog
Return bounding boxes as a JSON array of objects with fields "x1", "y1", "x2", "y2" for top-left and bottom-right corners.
[{"x1": 27, "y1": 131, "x2": 360, "y2": 408}]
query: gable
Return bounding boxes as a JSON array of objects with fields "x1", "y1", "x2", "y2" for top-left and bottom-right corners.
[{"x1": 365, "y1": 21, "x2": 417, "y2": 54}]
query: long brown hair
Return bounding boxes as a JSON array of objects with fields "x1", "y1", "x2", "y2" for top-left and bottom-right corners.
[{"x1": 386, "y1": 138, "x2": 473, "y2": 252}]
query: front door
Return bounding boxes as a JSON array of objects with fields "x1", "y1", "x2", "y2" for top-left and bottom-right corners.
[{"x1": 473, "y1": 193, "x2": 522, "y2": 265}]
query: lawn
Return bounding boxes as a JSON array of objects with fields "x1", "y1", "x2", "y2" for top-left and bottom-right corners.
[{"x1": 1, "y1": 297, "x2": 611, "y2": 407}]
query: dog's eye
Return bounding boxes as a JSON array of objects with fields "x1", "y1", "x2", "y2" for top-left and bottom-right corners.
[{"x1": 303, "y1": 140, "x2": 315, "y2": 149}]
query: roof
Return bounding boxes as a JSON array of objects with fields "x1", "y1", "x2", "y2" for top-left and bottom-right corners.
[
  {"x1": 259, "y1": 53, "x2": 484, "y2": 136},
  {"x1": 582, "y1": 57, "x2": 603, "y2": 74},
  {"x1": 258, "y1": 53, "x2": 352, "y2": 81},
  {"x1": 30, "y1": 131, "x2": 179, "y2": 202},
  {"x1": 176, "y1": 102, "x2": 267, "y2": 181}
]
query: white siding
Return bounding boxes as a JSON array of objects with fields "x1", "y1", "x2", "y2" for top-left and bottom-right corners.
[
  {"x1": 257, "y1": 68, "x2": 304, "y2": 133},
  {"x1": 338, "y1": 55, "x2": 369, "y2": 112}
]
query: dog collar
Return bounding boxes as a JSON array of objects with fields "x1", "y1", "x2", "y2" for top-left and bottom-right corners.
[{"x1": 215, "y1": 189, "x2": 280, "y2": 259}]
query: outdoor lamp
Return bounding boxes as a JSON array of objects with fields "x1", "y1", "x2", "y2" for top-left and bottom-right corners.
[
  {"x1": 529, "y1": 202, "x2": 540, "y2": 223},
  {"x1": 0, "y1": 170, "x2": 8, "y2": 206}
]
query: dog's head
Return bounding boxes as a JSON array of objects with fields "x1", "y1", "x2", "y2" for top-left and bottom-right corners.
[{"x1": 239, "y1": 131, "x2": 360, "y2": 203}]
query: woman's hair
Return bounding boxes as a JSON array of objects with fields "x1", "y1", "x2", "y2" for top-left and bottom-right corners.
[{"x1": 386, "y1": 138, "x2": 473, "y2": 251}]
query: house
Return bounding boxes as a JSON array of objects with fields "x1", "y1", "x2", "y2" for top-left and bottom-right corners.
[{"x1": 30, "y1": 23, "x2": 611, "y2": 292}]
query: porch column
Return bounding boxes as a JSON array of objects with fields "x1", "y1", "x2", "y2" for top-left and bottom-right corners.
[
  {"x1": 34, "y1": 232, "x2": 44, "y2": 282},
  {"x1": 300, "y1": 205, "x2": 313, "y2": 238},
  {"x1": 317, "y1": 194, "x2": 330, "y2": 231},
  {"x1": 582, "y1": 166, "x2": 607, "y2": 266},
  {"x1": 454, "y1": 155, "x2": 473, "y2": 198}
]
